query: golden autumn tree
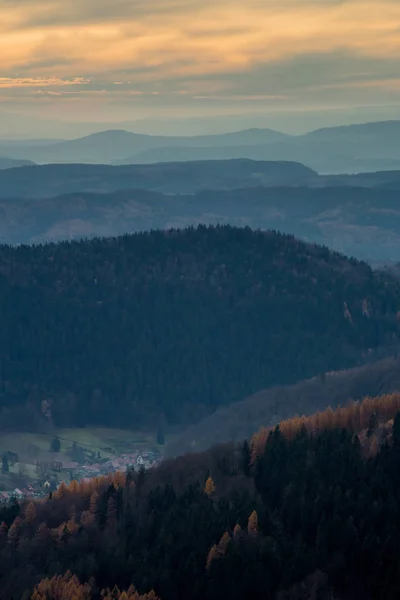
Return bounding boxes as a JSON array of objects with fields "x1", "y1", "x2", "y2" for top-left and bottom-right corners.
[
  {"x1": 68, "y1": 479, "x2": 79, "y2": 494},
  {"x1": 204, "y1": 476, "x2": 216, "y2": 497},
  {"x1": 7, "y1": 516, "x2": 22, "y2": 545},
  {"x1": 369, "y1": 434, "x2": 380, "y2": 457},
  {"x1": 206, "y1": 544, "x2": 219, "y2": 570},
  {"x1": 217, "y1": 531, "x2": 231, "y2": 555},
  {"x1": 248, "y1": 510, "x2": 258, "y2": 534},
  {"x1": 24, "y1": 502, "x2": 37, "y2": 523},
  {"x1": 31, "y1": 571, "x2": 92, "y2": 600},
  {"x1": 233, "y1": 523, "x2": 242, "y2": 538},
  {"x1": 80, "y1": 509, "x2": 96, "y2": 529},
  {"x1": 251, "y1": 392, "x2": 400, "y2": 460},
  {"x1": 100, "y1": 583, "x2": 160, "y2": 600},
  {"x1": 89, "y1": 490, "x2": 100, "y2": 516}
]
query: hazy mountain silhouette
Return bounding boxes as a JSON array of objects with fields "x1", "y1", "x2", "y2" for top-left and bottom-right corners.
[
  {"x1": 0, "y1": 159, "x2": 316, "y2": 198},
  {"x1": 0, "y1": 157, "x2": 35, "y2": 169},
  {"x1": 131, "y1": 121, "x2": 400, "y2": 173},
  {"x1": 3, "y1": 120, "x2": 400, "y2": 172},
  {"x1": 3, "y1": 184, "x2": 400, "y2": 260},
  {"x1": 3, "y1": 128, "x2": 288, "y2": 164}
]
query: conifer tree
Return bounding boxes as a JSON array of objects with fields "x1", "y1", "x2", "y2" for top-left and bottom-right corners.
[
  {"x1": 24, "y1": 502, "x2": 37, "y2": 523},
  {"x1": 204, "y1": 476, "x2": 216, "y2": 497},
  {"x1": 248, "y1": 510, "x2": 258, "y2": 534}
]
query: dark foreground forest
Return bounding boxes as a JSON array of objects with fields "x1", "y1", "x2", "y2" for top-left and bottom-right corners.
[
  {"x1": 1, "y1": 225, "x2": 400, "y2": 431},
  {"x1": 2, "y1": 393, "x2": 400, "y2": 600}
]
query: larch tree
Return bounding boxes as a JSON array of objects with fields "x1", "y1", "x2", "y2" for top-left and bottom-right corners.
[
  {"x1": 248, "y1": 510, "x2": 258, "y2": 534},
  {"x1": 204, "y1": 476, "x2": 216, "y2": 497},
  {"x1": 24, "y1": 501, "x2": 37, "y2": 523}
]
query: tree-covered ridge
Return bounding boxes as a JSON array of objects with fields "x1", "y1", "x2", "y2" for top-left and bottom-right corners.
[
  {"x1": 1, "y1": 225, "x2": 400, "y2": 430},
  {"x1": 251, "y1": 391, "x2": 400, "y2": 459},
  {"x1": 31, "y1": 571, "x2": 159, "y2": 600},
  {"x1": 3, "y1": 397, "x2": 400, "y2": 599},
  {"x1": 167, "y1": 355, "x2": 400, "y2": 454}
]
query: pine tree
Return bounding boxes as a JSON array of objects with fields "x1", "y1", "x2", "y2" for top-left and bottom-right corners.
[
  {"x1": 1, "y1": 454, "x2": 9, "y2": 474},
  {"x1": 156, "y1": 426, "x2": 165, "y2": 446},
  {"x1": 50, "y1": 436, "x2": 61, "y2": 453}
]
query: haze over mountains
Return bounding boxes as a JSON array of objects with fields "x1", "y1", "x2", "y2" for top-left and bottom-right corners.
[
  {"x1": 2, "y1": 120, "x2": 400, "y2": 174},
  {"x1": 3, "y1": 159, "x2": 400, "y2": 261}
]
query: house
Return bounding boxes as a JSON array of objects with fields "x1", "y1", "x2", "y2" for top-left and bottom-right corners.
[
  {"x1": 11, "y1": 489, "x2": 24, "y2": 499},
  {"x1": 61, "y1": 461, "x2": 79, "y2": 470}
]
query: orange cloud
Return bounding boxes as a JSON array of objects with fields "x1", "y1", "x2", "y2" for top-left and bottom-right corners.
[
  {"x1": 0, "y1": 77, "x2": 91, "y2": 88},
  {"x1": 1, "y1": 0, "x2": 400, "y2": 106}
]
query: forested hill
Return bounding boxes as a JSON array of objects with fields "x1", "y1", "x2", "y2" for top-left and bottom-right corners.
[
  {"x1": 1, "y1": 225, "x2": 400, "y2": 430},
  {"x1": 3, "y1": 394, "x2": 400, "y2": 599}
]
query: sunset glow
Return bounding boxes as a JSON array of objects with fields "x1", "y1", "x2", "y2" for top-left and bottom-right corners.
[{"x1": 1, "y1": 0, "x2": 400, "y2": 126}]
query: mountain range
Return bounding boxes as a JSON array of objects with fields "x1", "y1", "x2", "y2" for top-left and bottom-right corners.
[
  {"x1": 2, "y1": 120, "x2": 400, "y2": 173},
  {"x1": 3, "y1": 182, "x2": 400, "y2": 261}
]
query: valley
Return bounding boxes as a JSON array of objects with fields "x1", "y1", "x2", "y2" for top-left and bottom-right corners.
[
  {"x1": 0, "y1": 426, "x2": 162, "y2": 502},
  {"x1": 3, "y1": 0, "x2": 400, "y2": 595}
]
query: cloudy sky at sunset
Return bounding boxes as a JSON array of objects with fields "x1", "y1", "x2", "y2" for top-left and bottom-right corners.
[{"x1": 1, "y1": 0, "x2": 400, "y2": 136}]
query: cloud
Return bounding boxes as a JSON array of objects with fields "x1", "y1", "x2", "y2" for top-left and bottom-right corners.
[
  {"x1": 0, "y1": 77, "x2": 91, "y2": 88},
  {"x1": 1, "y1": 0, "x2": 400, "y2": 118}
]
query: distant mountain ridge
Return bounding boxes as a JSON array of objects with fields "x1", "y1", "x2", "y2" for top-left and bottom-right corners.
[
  {"x1": 0, "y1": 159, "x2": 316, "y2": 198},
  {"x1": 0, "y1": 157, "x2": 35, "y2": 169},
  {"x1": 2, "y1": 127, "x2": 288, "y2": 165},
  {"x1": 2, "y1": 119, "x2": 400, "y2": 173},
  {"x1": 3, "y1": 158, "x2": 400, "y2": 201}
]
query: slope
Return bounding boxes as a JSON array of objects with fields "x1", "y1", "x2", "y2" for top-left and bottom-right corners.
[
  {"x1": 3, "y1": 394, "x2": 400, "y2": 600},
  {"x1": 1, "y1": 225, "x2": 400, "y2": 432},
  {"x1": 167, "y1": 356, "x2": 400, "y2": 455}
]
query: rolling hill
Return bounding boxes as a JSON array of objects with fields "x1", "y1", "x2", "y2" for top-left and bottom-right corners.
[
  {"x1": 1, "y1": 225, "x2": 400, "y2": 433},
  {"x1": 3, "y1": 184, "x2": 400, "y2": 261},
  {"x1": 0, "y1": 159, "x2": 316, "y2": 199}
]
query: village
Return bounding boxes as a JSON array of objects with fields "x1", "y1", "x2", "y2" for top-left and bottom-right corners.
[{"x1": 0, "y1": 435, "x2": 162, "y2": 504}]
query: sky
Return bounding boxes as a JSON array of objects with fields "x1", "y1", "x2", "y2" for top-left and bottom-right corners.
[{"x1": 1, "y1": 0, "x2": 400, "y2": 137}]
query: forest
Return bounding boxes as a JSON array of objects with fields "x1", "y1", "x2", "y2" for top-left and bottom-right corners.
[
  {"x1": 1, "y1": 225, "x2": 400, "y2": 431},
  {"x1": 2, "y1": 393, "x2": 400, "y2": 599}
]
